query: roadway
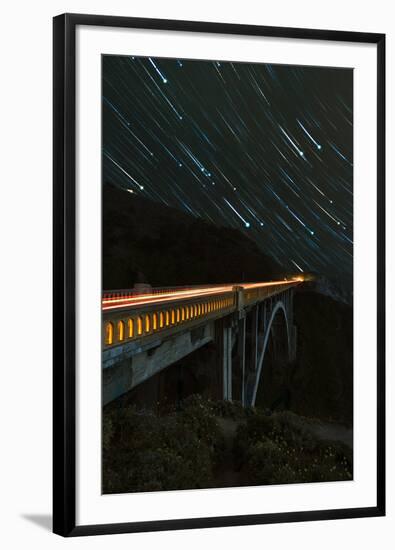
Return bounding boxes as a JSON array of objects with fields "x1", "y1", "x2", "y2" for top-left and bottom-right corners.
[{"x1": 102, "y1": 277, "x2": 303, "y2": 312}]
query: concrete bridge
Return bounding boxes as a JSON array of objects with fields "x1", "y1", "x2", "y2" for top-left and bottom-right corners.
[{"x1": 102, "y1": 278, "x2": 303, "y2": 406}]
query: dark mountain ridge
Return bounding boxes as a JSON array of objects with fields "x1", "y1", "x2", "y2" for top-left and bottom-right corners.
[{"x1": 103, "y1": 183, "x2": 284, "y2": 290}]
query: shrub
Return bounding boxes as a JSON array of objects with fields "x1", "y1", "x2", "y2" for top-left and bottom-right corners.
[
  {"x1": 103, "y1": 394, "x2": 223, "y2": 493},
  {"x1": 234, "y1": 410, "x2": 353, "y2": 485},
  {"x1": 103, "y1": 396, "x2": 353, "y2": 493}
]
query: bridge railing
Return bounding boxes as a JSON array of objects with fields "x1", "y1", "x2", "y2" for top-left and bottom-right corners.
[
  {"x1": 102, "y1": 284, "x2": 228, "y2": 302},
  {"x1": 103, "y1": 291, "x2": 236, "y2": 348},
  {"x1": 243, "y1": 282, "x2": 297, "y2": 306},
  {"x1": 102, "y1": 280, "x2": 302, "y2": 349}
]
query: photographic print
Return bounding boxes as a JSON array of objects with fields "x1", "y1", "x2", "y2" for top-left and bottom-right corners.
[
  {"x1": 101, "y1": 55, "x2": 353, "y2": 495},
  {"x1": 53, "y1": 14, "x2": 385, "y2": 535}
]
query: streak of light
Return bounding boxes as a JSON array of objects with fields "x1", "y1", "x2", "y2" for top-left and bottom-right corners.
[
  {"x1": 148, "y1": 57, "x2": 168, "y2": 83},
  {"x1": 102, "y1": 279, "x2": 302, "y2": 310},
  {"x1": 286, "y1": 205, "x2": 315, "y2": 235},
  {"x1": 297, "y1": 119, "x2": 322, "y2": 150},
  {"x1": 223, "y1": 198, "x2": 250, "y2": 227},
  {"x1": 279, "y1": 125, "x2": 305, "y2": 157},
  {"x1": 291, "y1": 260, "x2": 304, "y2": 272},
  {"x1": 104, "y1": 152, "x2": 144, "y2": 190},
  {"x1": 313, "y1": 200, "x2": 345, "y2": 227}
]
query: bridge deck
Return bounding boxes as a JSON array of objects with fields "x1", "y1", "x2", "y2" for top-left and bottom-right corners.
[{"x1": 102, "y1": 278, "x2": 302, "y2": 349}]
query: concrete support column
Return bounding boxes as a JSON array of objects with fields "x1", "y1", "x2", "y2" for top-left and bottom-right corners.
[
  {"x1": 238, "y1": 317, "x2": 246, "y2": 406},
  {"x1": 251, "y1": 305, "x2": 259, "y2": 372},
  {"x1": 263, "y1": 302, "x2": 267, "y2": 332},
  {"x1": 222, "y1": 326, "x2": 232, "y2": 400}
]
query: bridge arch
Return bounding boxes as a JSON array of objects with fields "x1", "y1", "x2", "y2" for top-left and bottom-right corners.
[{"x1": 250, "y1": 300, "x2": 291, "y2": 407}]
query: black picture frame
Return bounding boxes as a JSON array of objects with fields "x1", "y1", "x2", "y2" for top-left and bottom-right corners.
[{"x1": 53, "y1": 13, "x2": 386, "y2": 537}]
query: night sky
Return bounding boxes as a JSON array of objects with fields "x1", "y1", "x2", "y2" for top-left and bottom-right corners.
[{"x1": 102, "y1": 56, "x2": 353, "y2": 284}]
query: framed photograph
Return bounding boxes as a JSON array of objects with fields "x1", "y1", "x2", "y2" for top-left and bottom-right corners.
[{"x1": 53, "y1": 13, "x2": 385, "y2": 537}]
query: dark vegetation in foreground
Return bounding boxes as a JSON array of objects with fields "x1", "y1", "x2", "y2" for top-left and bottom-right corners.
[{"x1": 103, "y1": 395, "x2": 352, "y2": 494}]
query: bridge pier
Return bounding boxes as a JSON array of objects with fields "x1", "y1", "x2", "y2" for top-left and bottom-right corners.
[
  {"x1": 238, "y1": 316, "x2": 246, "y2": 406},
  {"x1": 214, "y1": 318, "x2": 233, "y2": 401},
  {"x1": 251, "y1": 304, "x2": 259, "y2": 372},
  {"x1": 222, "y1": 326, "x2": 233, "y2": 400}
]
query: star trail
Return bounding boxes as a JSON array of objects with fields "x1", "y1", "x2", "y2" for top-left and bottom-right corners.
[{"x1": 103, "y1": 56, "x2": 353, "y2": 284}]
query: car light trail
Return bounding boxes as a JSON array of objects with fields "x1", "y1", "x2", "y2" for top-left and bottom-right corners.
[{"x1": 102, "y1": 278, "x2": 303, "y2": 311}]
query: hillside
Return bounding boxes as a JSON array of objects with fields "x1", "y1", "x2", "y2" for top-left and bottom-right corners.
[
  {"x1": 103, "y1": 183, "x2": 282, "y2": 289},
  {"x1": 291, "y1": 290, "x2": 353, "y2": 425}
]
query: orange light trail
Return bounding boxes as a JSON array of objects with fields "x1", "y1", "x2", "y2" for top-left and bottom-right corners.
[{"x1": 102, "y1": 278, "x2": 303, "y2": 311}]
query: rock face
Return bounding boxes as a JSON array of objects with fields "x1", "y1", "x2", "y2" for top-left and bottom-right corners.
[
  {"x1": 303, "y1": 274, "x2": 352, "y2": 305},
  {"x1": 290, "y1": 291, "x2": 353, "y2": 426},
  {"x1": 103, "y1": 183, "x2": 282, "y2": 290}
]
